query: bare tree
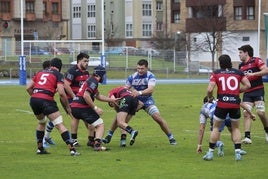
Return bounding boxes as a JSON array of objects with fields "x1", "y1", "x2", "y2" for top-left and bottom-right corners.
[{"x1": 186, "y1": 1, "x2": 233, "y2": 70}]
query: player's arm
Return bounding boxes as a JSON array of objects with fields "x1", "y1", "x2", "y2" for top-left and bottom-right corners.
[
  {"x1": 197, "y1": 123, "x2": 206, "y2": 153},
  {"x1": 57, "y1": 83, "x2": 71, "y2": 115},
  {"x1": 64, "y1": 79, "x2": 75, "y2": 99},
  {"x1": 240, "y1": 76, "x2": 251, "y2": 93},
  {"x1": 248, "y1": 64, "x2": 268, "y2": 77},
  {"x1": 26, "y1": 80, "x2": 34, "y2": 95},
  {"x1": 207, "y1": 81, "x2": 216, "y2": 99}
]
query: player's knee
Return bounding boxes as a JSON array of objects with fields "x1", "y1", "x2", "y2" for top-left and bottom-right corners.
[
  {"x1": 38, "y1": 116, "x2": 47, "y2": 124},
  {"x1": 51, "y1": 116, "x2": 63, "y2": 126},
  {"x1": 92, "y1": 118, "x2": 104, "y2": 127},
  {"x1": 146, "y1": 105, "x2": 159, "y2": 116}
]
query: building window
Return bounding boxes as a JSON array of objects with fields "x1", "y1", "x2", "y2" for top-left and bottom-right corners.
[
  {"x1": 156, "y1": 1, "x2": 162, "y2": 11},
  {"x1": 142, "y1": 23, "x2": 152, "y2": 37},
  {"x1": 26, "y1": 1, "x2": 35, "y2": 14},
  {"x1": 73, "y1": 6, "x2": 81, "y2": 18},
  {"x1": 234, "y1": 7, "x2": 242, "y2": 20},
  {"x1": 173, "y1": 0, "x2": 180, "y2": 3},
  {"x1": 0, "y1": 1, "x2": 11, "y2": 13},
  {"x1": 242, "y1": 37, "x2": 250, "y2": 41},
  {"x1": 173, "y1": 11, "x2": 180, "y2": 23},
  {"x1": 88, "y1": 4, "x2": 96, "y2": 18},
  {"x1": 247, "y1": 6, "x2": 255, "y2": 20},
  {"x1": 52, "y1": 2, "x2": 59, "y2": 15},
  {"x1": 88, "y1": 25, "x2": 96, "y2": 38},
  {"x1": 43, "y1": 2, "x2": 47, "y2": 14},
  {"x1": 156, "y1": 22, "x2": 163, "y2": 31},
  {"x1": 126, "y1": 24, "x2": 133, "y2": 37},
  {"x1": 192, "y1": 5, "x2": 219, "y2": 19},
  {"x1": 142, "y1": 2, "x2": 152, "y2": 16}
]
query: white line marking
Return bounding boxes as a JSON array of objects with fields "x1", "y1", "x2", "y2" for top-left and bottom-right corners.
[{"x1": 16, "y1": 109, "x2": 33, "y2": 114}]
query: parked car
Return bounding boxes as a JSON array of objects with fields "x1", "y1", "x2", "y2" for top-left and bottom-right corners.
[
  {"x1": 184, "y1": 65, "x2": 212, "y2": 73},
  {"x1": 100, "y1": 47, "x2": 124, "y2": 55},
  {"x1": 24, "y1": 46, "x2": 51, "y2": 55},
  {"x1": 70, "y1": 57, "x2": 109, "y2": 67},
  {"x1": 53, "y1": 47, "x2": 70, "y2": 55},
  {"x1": 136, "y1": 48, "x2": 160, "y2": 57}
]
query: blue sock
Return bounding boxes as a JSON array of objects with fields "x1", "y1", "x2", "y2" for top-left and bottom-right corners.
[{"x1": 108, "y1": 130, "x2": 114, "y2": 136}]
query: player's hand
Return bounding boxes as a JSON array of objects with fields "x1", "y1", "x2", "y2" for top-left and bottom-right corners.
[
  {"x1": 250, "y1": 114, "x2": 256, "y2": 121},
  {"x1": 94, "y1": 107, "x2": 103, "y2": 115},
  {"x1": 196, "y1": 145, "x2": 202, "y2": 153}
]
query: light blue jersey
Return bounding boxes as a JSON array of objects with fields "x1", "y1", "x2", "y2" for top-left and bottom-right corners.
[{"x1": 125, "y1": 71, "x2": 156, "y2": 108}]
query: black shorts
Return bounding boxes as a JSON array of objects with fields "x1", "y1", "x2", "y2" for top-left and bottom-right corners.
[
  {"x1": 30, "y1": 97, "x2": 59, "y2": 116},
  {"x1": 214, "y1": 107, "x2": 241, "y2": 120},
  {"x1": 243, "y1": 88, "x2": 265, "y2": 102},
  {"x1": 118, "y1": 96, "x2": 138, "y2": 115},
  {"x1": 71, "y1": 107, "x2": 100, "y2": 124}
]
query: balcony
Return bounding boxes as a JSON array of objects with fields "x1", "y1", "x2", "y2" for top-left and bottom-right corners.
[
  {"x1": 26, "y1": 13, "x2": 36, "y2": 21},
  {"x1": 1, "y1": 13, "x2": 12, "y2": 21},
  {"x1": 186, "y1": 0, "x2": 226, "y2": 7},
  {"x1": 52, "y1": 14, "x2": 61, "y2": 22},
  {"x1": 186, "y1": 17, "x2": 226, "y2": 33}
]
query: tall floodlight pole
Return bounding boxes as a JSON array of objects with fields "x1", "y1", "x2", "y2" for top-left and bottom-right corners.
[
  {"x1": 19, "y1": 0, "x2": 26, "y2": 85},
  {"x1": 101, "y1": 0, "x2": 106, "y2": 84}
]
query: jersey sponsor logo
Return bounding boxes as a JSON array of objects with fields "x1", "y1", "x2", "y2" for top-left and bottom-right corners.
[{"x1": 222, "y1": 96, "x2": 236, "y2": 102}]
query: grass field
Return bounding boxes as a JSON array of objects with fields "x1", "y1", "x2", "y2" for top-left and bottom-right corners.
[{"x1": 1, "y1": 84, "x2": 268, "y2": 178}]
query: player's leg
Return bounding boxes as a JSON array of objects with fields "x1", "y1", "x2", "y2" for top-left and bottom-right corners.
[{"x1": 255, "y1": 101, "x2": 268, "y2": 142}]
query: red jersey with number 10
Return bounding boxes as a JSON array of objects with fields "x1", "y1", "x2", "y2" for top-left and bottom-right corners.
[{"x1": 210, "y1": 68, "x2": 246, "y2": 109}]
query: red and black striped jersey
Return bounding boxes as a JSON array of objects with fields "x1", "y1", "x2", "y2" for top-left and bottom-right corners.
[
  {"x1": 71, "y1": 76, "x2": 99, "y2": 108},
  {"x1": 108, "y1": 86, "x2": 132, "y2": 98},
  {"x1": 239, "y1": 57, "x2": 265, "y2": 92},
  {"x1": 210, "y1": 68, "x2": 245, "y2": 108},
  {"x1": 64, "y1": 65, "x2": 89, "y2": 98},
  {"x1": 31, "y1": 68, "x2": 64, "y2": 101}
]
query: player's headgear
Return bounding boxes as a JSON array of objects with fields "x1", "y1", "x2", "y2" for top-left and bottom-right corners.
[
  {"x1": 50, "y1": 58, "x2": 62, "y2": 72},
  {"x1": 93, "y1": 65, "x2": 106, "y2": 83}
]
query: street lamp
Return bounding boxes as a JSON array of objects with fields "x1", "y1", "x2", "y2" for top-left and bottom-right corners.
[{"x1": 174, "y1": 31, "x2": 181, "y2": 73}]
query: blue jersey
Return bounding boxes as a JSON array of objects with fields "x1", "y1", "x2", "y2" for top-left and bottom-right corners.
[
  {"x1": 199, "y1": 101, "x2": 231, "y2": 132},
  {"x1": 125, "y1": 71, "x2": 156, "y2": 107}
]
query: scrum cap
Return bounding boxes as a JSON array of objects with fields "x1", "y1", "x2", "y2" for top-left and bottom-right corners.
[{"x1": 93, "y1": 65, "x2": 106, "y2": 83}]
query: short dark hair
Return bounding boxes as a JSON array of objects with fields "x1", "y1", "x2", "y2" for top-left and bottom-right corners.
[
  {"x1": 50, "y1": 58, "x2": 62, "y2": 72},
  {"x1": 238, "y1": 45, "x2": 254, "y2": 57},
  {"x1": 218, "y1": 54, "x2": 232, "y2": 69},
  {"x1": 77, "y1": 53, "x2": 89, "y2": 63},
  {"x1": 137, "y1": 59, "x2": 148, "y2": 67},
  {"x1": 42, "y1": 60, "x2": 50, "y2": 69}
]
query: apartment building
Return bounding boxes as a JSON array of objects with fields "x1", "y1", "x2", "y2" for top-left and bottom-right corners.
[
  {"x1": 0, "y1": 0, "x2": 69, "y2": 55},
  {"x1": 1, "y1": 0, "x2": 267, "y2": 62}
]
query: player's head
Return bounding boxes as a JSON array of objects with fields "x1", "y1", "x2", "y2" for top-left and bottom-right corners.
[
  {"x1": 50, "y1": 58, "x2": 62, "y2": 72},
  {"x1": 238, "y1": 44, "x2": 253, "y2": 57},
  {"x1": 42, "y1": 60, "x2": 51, "y2": 69},
  {"x1": 77, "y1": 53, "x2": 89, "y2": 70},
  {"x1": 218, "y1": 54, "x2": 232, "y2": 69},
  {"x1": 77, "y1": 52, "x2": 89, "y2": 63},
  {"x1": 203, "y1": 96, "x2": 215, "y2": 104},
  {"x1": 93, "y1": 65, "x2": 106, "y2": 83},
  {"x1": 137, "y1": 59, "x2": 148, "y2": 75}
]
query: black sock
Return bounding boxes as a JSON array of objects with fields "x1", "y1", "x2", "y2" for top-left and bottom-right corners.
[
  {"x1": 121, "y1": 134, "x2": 127, "y2": 140},
  {"x1": 71, "y1": 133, "x2": 77, "y2": 140},
  {"x1": 36, "y1": 130, "x2": 44, "y2": 144},
  {"x1": 209, "y1": 142, "x2": 216, "y2": 149},
  {"x1": 245, "y1": 131, "x2": 251, "y2": 139},
  {"x1": 125, "y1": 126, "x2": 133, "y2": 134},
  {"x1": 234, "y1": 143, "x2": 241, "y2": 150},
  {"x1": 264, "y1": 127, "x2": 268, "y2": 133},
  {"x1": 61, "y1": 131, "x2": 72, "y2": 146}
]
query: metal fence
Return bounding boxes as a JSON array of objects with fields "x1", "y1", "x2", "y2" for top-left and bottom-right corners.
[{"x1": 0, "y1": 40, "x2": 211, "y2": 79}]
